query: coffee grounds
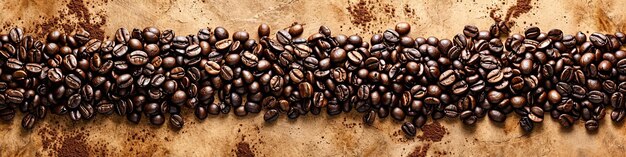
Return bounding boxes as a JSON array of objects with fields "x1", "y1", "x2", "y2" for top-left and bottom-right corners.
[
  {"x1": 417, "y1": 122, "x2": 448, "y2": 142},
  {"x1": 407, "y1": 143, "x2": 430, "y2": 157},
  {"x1": 489, "y1": 8, "x2": 502, "y2": 22},
  {"x1": 67, "y1": 0, "x2": 107, "y2": 40},
  {"x1": 236, "y1": 142, "x2": 255, "y2": 157},
  {"x1": 347, "y1": 0, "x2": 374, "y2": 28},
  {"x1": 503, "y1": 0, "x2": 533, "y2": 22},
  {"x1": 488, "y1": 0, "x2": 533, "y2": 25},
  {"x1": 34, "y1": 0, "x2": 107, "y2": 40},
  {"x1": 55, "y1": 132, "x2": 91, "y2": 157}
]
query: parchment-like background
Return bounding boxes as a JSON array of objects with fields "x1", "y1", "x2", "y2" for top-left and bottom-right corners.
[{"x1": 1, "y1": 0, "x2": 626, "y2": 156}]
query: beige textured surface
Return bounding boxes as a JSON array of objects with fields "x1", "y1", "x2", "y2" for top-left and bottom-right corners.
[{"x1": 1, "y1": 0, "x2": 626, "y2": 156}]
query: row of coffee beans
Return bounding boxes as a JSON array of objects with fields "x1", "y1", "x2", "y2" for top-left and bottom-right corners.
[{"x1": 0, "y1": 22, "x2": 624, "y2": 136}]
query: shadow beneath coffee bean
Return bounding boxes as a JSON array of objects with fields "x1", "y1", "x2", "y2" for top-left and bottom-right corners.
[
  {"x1": 610, "y1": 116, "x2": 625, "y2": 128},
  {"x1": 557, "y1": 123, "x2": 574, "y2": 133},
  {"x1": 459, "y1": 118, "x2": 479, "y2": 133}
]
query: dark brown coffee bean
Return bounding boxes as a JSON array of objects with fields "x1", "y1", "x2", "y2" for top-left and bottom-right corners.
[
  {"x1": 149, "y1": 114, "x2": 165, "y2": 125},
  {"x1": 383, "y1": 29, "x2": 400, "y2": 43},
  {"x1": 589, "y1": 33, "x2": 608, "y2": 47},
  {"x1": 241, "y1": 51, "x2": 259, "y2": 67},
  {"x1": 611, "y1": 109, "x2": 625, "y2": 122},
  {"x1": 391, "y1": 107, "x2": 405, "y2": 121},
  {"x1": 169, "y1": 114, "x2": 184, "y2": 129},
  {"x1": 401, "y1": 122, "x2": 416, "y2": 136},
  {"x1": 21, "y1": 113, "x2": 36, "y2": 129},
  {"x1": 258, "y1": 24, "x2": 271, "y2": 37},
  {"x1": 128, "y1": 50, "x2": 148, "y2": 65},
  {"x1": 395, "y1": 22, "x2": 411, "y2": 35},
  {"x1": 276, "y1": 30, "x2": 292, "y2": 45},
  {"x1": 9, "y1": 27, "x2": 24, "y2": 43},
  {"x1": 585, "y1": 120, "x2": 599, "y2": 131},
  {"x1": 363, "y1": 110, "x2": 376, "y2": 125},
  {"x1": 115, "y1": 74, "x2": 133, "y2": 88},
  {"x1": 524, "y1": 26, "x2": 541, "y2": 39},
  {"x1": 463, "y1": 25, "x2": 479, "y2": 38},
  {"x1": 264, "y1": 109, "x2": 279, "y2": 122},
  {"x1": 486, "y1": 69, "x2": 503, "y2": 84},
  {"x1": 558, "y1": 114, "x2": 574, "y2": 127},
  {"x1": 65, "y1": 74, "x2": 82, "y2": 89},
  {"x1": 519, "y1": 116, "x2": 533, "y2": 132},
  {"x1": 439, "y1": 70, "x2": 456, "y2": 86},
  {"x1": 488, "y1": 110, "x2": 506, "y2": 122}
]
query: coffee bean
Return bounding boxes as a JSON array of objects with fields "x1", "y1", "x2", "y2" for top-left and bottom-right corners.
[
  {"x1": 391, "y1": 107, "x2": 405, "y2": 121},
  {"x1": 439, "y1": 70, "x2": 456, "y2": 86},
  {"x1": 395, "y1": 22, "x2": 411, "y2": 35},
  {"x1": 611, "y1": 109, "x2": 625, "y2": 122},
  {"x1": 276, "y1": 30, "x2": 292, "y2": 45},
  {"x1": 170, "y1": 114, "x2": 184, "y2": 129},
  {"x1": 21, "y1": 113, "x2": 36, "y2": 129},
  {"x1": 590, "y1": 33, "x2": 608, "y2": 47},
  {"x1": 585, "y1": 120, "x2": 599, "y2": 131},
  {"x1": 241, "y1": 51, "x2": 259, "y2": 67},
  {"x1": 264, "y1": 109, "x2": 279, "y2": 122},
  {"x1": 9, "y1": 27, "x2": 24, "y2": 44},
  {"x1": 401, "y1": 122, "x2": 416, "y2": 136},
  {"x1": 486, "y1": 69, "x2": 504, "y2": 83},
  {"x1": 330, "y1": 48, "x2": 347, "y2": 63},
  {"x1": 524, "y1": 27, "x2": 541, "y2": 39},
  {"x1": 127, "y1": 50, "x2": 148, "y2": 66},
  {"x1": 488, "y1": 110, "x2": 506, "y2": 122},
  {"x1": 383, "y1": 29, "x2": 400, "y2": 43},
  {"x1": 463, "y1": 25, "x2": 479, "y2": 38},
  {"x1": 588, "y1": 91, "x2": 606, "y2": 104},
  {"x1": 258, "y1": 24, "x2": 271, "y2": 37},
  {"x1": 519, "y1": 116, "x2": 533, "y2": 132}
]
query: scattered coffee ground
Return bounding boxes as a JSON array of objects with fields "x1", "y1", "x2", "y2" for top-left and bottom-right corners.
[
  {"x1": 236, "y1": 142, "x2": 255, "y2": 157},
  {"x1": 346, "y1": 0, "x2": 396, "y2": 33},
  {"x1": 33, "y1": 0, "x2": 107, "y2": 40},
  {"x1": 66, "y1": 0, "x2": 107, "y2": 40},
  {"x1": 417, "y1": 122, "x2": 448, "y2": 142},
  {"x1": 38, "y1": 127, "x2": 59, "y2": 151},
  {"x1": 408, "y1": 143, "x2": 430, "y2": 157},
  {"x1": 489, "y1": 7, "x2": 502, "y2": 22},
  {"x1": 347, "y1": 0, "x2": 374, "y2": 28},
  {"x1": 55, "y1": 132, "x2": 91, "y2": 157},
  {"x1": 504, "y1": 0, "x2": 533, "y2": 22},
  {"x1": 490, "y1": 0, "x2": 533, "y2": 23}
]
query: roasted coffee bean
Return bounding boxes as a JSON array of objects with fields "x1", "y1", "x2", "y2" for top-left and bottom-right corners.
[
  {"x1": 128, "y1": 50, "x2": 149, "y2": 65},
  {"x1": 21, "y1": 113, "x2": 36, "y2": 129},
  {"x1": 488, "y1": 110, "x2": 506, "y2": 122},
  {"x1": 401, "y1": 122, "x2": 416, "y2": 136},
  {"x1": 391, "y1": 107, "x2": 405, "y2": 121},
  {"x1": 585, "y1": 120, "x2": 599, "y2": 131},
  {"x1": 463, "y1": 25, "x2": 479, "y2": 38},
  {"x1": 363, "y1": 110, "x2": 376, "y2": 125},
  {"x1": 264, "y1": 109, "x2": 279, "y2": 122},
  {"x1": 590, "y1": 33, "x2": 608, "y2": 47},
  {"x1": 170, "y1": 114, "x2": 184, "y2": 129},
  {"x1": 241, "y1": 51, "x2": 259, "y2": 67},
  {"x1": 439, "y1": 70, "x2": 456, "y2": 86},
  {"x1": 258, "y1": 24, "x2": 271, "y2": 37},
  {"x1": 519, "y1": 116, "x2": 533, "y2": 132},
  {"x1": 9, "y1": 27, "x2": 24, "y2": 43},
  {"x1": 395, "y1": 22, "x2": 411, "y2": 35},
  {"x1": 150, "y1": 114, "x2": 165, "y2": 125},
  {"x1": 383, "y1": 29, "x2": 400, "y2": 43}
]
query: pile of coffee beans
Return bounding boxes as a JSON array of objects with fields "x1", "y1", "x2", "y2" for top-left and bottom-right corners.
[{"x1": 0, "y1": 22, "x2": 625, "y2": 136}]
